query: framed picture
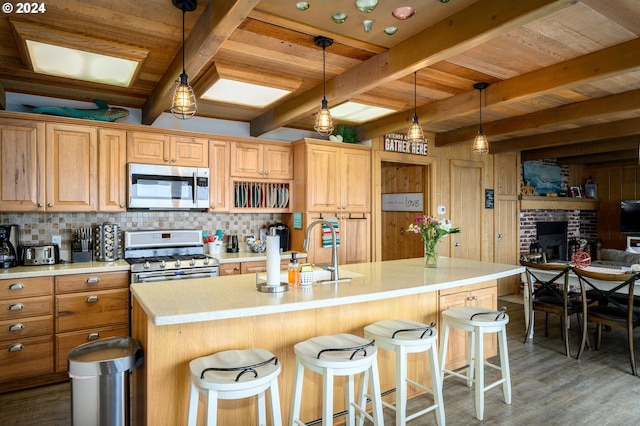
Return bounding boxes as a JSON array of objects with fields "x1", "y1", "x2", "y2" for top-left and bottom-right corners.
[{"x1": 570, "y1": 186, "x2": 582, "y2": 198}]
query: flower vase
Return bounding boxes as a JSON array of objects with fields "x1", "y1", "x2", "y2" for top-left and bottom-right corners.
[{"x1": 424, "y1": 243, "x2": 438, "y2": 268}]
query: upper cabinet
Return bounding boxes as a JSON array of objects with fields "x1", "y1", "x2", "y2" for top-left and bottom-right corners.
[
  {"x1": 209, "y1": 140, "x2": 229, "y2": 211},
  {"x1": 98, "y1": 128, "x2": 127, "y2": 212},
  {"x1": 230, "y1": 142, "x2": 292, "y2": 180},
  {"x1": 0, "y1": 119, "x2": 45, "y2": 211},
  {"x1": 298, "y1": 141, "x2": 370, "y2": 213},
  {"x1": 127, "y1": 131, "x2": 208, "y2": 167},
  {"x1": 45, "y1": 123, "x2": 98, "y2": 212}
]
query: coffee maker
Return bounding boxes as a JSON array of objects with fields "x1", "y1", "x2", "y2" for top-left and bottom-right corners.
[{"x1": 0, "y1": 225, "x2": 19, "y2": 268}]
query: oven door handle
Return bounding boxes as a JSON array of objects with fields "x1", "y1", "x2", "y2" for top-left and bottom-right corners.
[{"x1": 135, "y1": 269, "x2": 218, "y2": 283}]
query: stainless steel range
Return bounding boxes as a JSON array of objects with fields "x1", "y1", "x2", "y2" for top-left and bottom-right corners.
[{"x1": 124, "y1": 230, "x2": 219, "y2": 283}]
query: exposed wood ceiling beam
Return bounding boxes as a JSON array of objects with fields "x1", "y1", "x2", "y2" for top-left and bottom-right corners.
[
  {"x1": 438, "y1": 88, "x2": 640, "y2": 146},
  {"x1": 491, "y1": 117, "x2": 640, "y2": 154},
  {"x1": 521, "y1": 136, "x2": 640, "y2": 161},
  {"x1": 250, "y1": 0, "x2": 575, "y2": 137},
  {"x1": 141, "y1": 0, "x2": 259, "y2": 125},
  {"x1": 0, "y1": 81, "x2": 5, "y2": 110},
  {"x1": 364, "y1": 36, "x2": 640, "y2": 141},
  {"x1": 557, "y1": 148, "x2": 639, "y2": 165}
]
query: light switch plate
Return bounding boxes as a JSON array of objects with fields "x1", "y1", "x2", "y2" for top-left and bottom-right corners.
[
  {"x1": 437, "y1": 205, "x2": 446, "y2": 215},
  {"x1": 52, "y1": 235, "x2": 61, "y2": 247}
]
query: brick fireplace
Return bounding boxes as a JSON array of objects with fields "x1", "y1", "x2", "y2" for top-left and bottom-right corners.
[{"x1": 519, "y1": 209, "x2": 598, "y2": 256}]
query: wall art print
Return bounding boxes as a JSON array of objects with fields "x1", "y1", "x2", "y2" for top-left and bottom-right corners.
[{"x1": 523, "y1": 162, "x2": 562, "y2": 195}]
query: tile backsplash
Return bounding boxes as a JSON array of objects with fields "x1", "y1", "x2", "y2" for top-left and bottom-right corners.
[{"x1": 1, "y1": 211, "x2": 283, "y2": 260}]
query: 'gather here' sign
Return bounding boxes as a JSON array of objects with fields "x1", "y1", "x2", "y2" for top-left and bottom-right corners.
[{"x1": 384, "y1": 133, "x2": 428, "y2": 156}]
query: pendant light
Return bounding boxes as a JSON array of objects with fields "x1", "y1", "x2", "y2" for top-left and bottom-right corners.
[
  {"x1": 472, "y1": 82, "x2": 489, "y2": 155},
  {"x1": 314, "y1": 36, "x2": 334, "y2": 136},
  {"x1": 407, "y1": 71, "x2": 425, "y2": 143},
  {"x1": 171, "y1": 0, "x2": 197, "y2": 120}
]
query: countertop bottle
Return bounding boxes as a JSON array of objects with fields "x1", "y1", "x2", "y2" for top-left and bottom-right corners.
[{"x1": 287, "y1": 252, "x2": 300, "y2": 285}]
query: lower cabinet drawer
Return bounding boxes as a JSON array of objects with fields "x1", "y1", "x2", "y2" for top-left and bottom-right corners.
[
  {"x1": 56, "y1": 288, "x2": 129, "y2": 333},
  {"x1": 0, "y1": 295, "x2": 53, "y2": 321},
  {"x1": 0, "y1": 335, "x2": 54, "y2": 382},
  {"x1": 0, "y1": 315, "x2": 53, "y2": 341},
  {"x1": 55, "y1": 325, "x2": 129, "y2": 372}
]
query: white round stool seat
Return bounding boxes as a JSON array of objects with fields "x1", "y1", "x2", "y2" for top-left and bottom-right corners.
[
  {"x1": 187, "y1": 348, "x2": 282, "y2": 426},
  {"x1": 439, "y1": 306, "x2": 511, "y2": 422},
  {"x1": 290, "y1": 334, "x2": 384, "y2": 426},
  {"x1": 364, "y1": 320, "x2": 445, "y2": 425}
]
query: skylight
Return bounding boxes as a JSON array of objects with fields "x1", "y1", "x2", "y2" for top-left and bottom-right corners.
[
  {"x1": 202, "y1": 79, "x2": 291, "y2": 107},
  {"x1": 26, "y1": 40, "x2": 139, "y2": 87},
  {"x1": 330, "y1": 101, "x2": 396, "y2": 123}
]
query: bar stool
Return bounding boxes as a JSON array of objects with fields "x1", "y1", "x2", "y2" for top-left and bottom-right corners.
[
  {"x1": 439, "y1": 306, "x2": 511, "y2": 421},
  {"x1": 290, "y1": 333, "x2": 384, "y2": 426},
  {"x1": 364, "y1": 319, "x2": 445, "y2": 425},
  {"x1": 187, "y1": 348, "x2": 282, "y2": 426}
]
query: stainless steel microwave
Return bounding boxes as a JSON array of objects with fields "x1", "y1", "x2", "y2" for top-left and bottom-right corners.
[{"x1": 127, "y1": 163, "x2": 210, "y2": 210}]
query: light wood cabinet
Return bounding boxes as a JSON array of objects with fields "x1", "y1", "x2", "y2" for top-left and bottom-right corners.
[
  {"x1": 128, "y1": 131, "x2": 208, "y2": 167},
  {"x1": 230, "y1": 141, "x2": 292, "y2": 179},
  {"x1": 219, "y1": 260, "x2": 288, "y2": 276},
  {"x1": 438, "y1": 283, "x2": 497, "y2": 370},
  {"x1": 0, "y1": 119, "x2": 45, "y2": 211},
  {"x1": 0, "y1": 277, "x2": 54, "y2": 383},
  {"x1": 305, "y1": 143, "x2": 370, "y2": 212},
  {"x1": 302, "y1": 213, "x2": 370, "y2": 265},
  {"x1": 46, "y1": 123, "x2": 98, "y2": 211},
  {"x1": 209, "y1": 140, "x2": 230, "y2": 211},
  {"x1": 219, "y1": 262, "x2": 241, "y2": 276},
  {"x1": 54, "y1": 271, "x2": 129, "y2": 372},
  {"x1": 288, "y1": 139, "x2": 372, "y2": 265},
  {"x1": 98, "y1": 128, "x2": 127, "y2": 211}
]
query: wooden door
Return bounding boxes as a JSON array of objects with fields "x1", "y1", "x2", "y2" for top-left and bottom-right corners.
[
  {"x1": 230, "y1": 142, "x2": 262, "y2": 177},
  {"x1": 46, "y1": 124, "x2": 97, "y2": 212},
  {"x1": 341, "y1": 147, "x2": 370, "y2": 212},
  {"x1": 127, "y1": 131, "x2": 168, "y2": 164},
  {"x1": 450, "y1": 160, "x2": 483, "y2": 260},
  {"x1": 340, "y1": 215, "x2": 370, "y2": 264},
  {"x1": 169, "y1": 136, "x2": 208, "y2": 167},
  {"x1": 209, "y1": 140, "x2": 230, "y2": 211},
  {"x1": 263, "y1": 144, "x2": 293, "y2": 179},
  {"x1": 0, "y1": 120, "x2": 45, "y2": 211},
  {"x1": 307, "y1": 145, "x2": 340, "y2": 211},
  {"x1": 380, "y1": 162, "x2": 426, "y2": 261},
  {"x1": 494, "y1": 153, "x2": 520, "y2": 295},
  {"x1": 98, "y1": 128, "x2": 126, "y2": 211}
]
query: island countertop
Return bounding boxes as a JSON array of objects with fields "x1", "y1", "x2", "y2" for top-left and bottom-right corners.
[{"x1": 131, "y1": 257, "x2": 524, "y2": 326}]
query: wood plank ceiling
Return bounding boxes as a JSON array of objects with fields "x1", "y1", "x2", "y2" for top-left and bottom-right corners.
[{"x1": 0, "y1": 0, "x2": 639, "y2": 164}]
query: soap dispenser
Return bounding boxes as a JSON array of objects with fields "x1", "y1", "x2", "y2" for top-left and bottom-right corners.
[{"x1": 287, "y1": 252, "x2": 300, "y2": 286}]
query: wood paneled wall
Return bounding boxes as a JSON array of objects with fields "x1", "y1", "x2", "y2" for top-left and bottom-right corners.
[{"x1": 582, "y1": 164, "x2": 640, "y2": 249}]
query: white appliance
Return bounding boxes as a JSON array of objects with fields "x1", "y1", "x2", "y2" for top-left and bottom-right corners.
[{"x1": 127, "y1": 163, "x2": 209, "y2": 210}]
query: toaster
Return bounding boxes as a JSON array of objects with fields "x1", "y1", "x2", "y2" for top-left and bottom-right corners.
[{"x1": 20, "y1": 244, "x2": 60, "y2": 266}]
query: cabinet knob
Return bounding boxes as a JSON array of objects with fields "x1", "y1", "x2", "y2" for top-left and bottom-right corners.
[
  {"x1": 120, "y1": 204, "x2": 124, "y2": 208},
  {"x1": 454, "y1": 242, "x2": 461, "y2": 247},
  {"x1": 259, "y1": 171, "x2": 264, "y2": 175},
  {"x1": 86, "y1": 295, "x2": 100, "y2": 303},
  {"x1": 164, "y1": 157, "x2": 169, "y2": 162},
  {"x1": 8, "y1": 344, "x2": 24, "y2": 352},
  {"x1": 171, "y1": 158, "x2": 177, "y2": 162},
  {"x1": 9, "y1": 323, "x2": 24, "y2": 332},
  {"x1": 38, "y1": 203, "x2": 43, "y2": 207},
  {"x1": 8, "y1": 283, "x2": 24, "y2": 290},
  {"x1": 48, "y1": 203, "x2": 53, "y2": 207},
  {"x1": 264, "y1": 171, "x2": 269, "y2": 176}
]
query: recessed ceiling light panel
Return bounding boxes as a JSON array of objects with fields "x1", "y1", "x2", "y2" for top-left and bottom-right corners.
[
  {"x1": 26, "y1": 40, "x2": 138, "y2": 86},
  {"x1": 330, "y1": 101, "x2": 395, "y2": 123},
  {"x1": 202, "y1": 78, "x2": 291, "y2": 107}
]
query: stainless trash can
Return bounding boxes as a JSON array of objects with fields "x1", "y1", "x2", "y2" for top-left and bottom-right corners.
[{"x1": 68, "y1": 336, "x2": 144, "y2": 426}]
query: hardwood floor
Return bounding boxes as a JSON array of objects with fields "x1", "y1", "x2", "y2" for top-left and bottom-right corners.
[{"x1": 1, "y1": 298, "x2": 639, "y2": 425}]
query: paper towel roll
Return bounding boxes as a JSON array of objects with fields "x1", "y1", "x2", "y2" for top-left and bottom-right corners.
[{"x1": 266, "y1": 234, "x2": 281, "y2": 286}]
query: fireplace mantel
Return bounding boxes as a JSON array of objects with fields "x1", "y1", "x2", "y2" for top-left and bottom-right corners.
[{"x1": 519, "y1": 196, "x2": 600, "y2": 210}]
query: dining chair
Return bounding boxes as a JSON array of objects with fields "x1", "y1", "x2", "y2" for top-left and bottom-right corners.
[
  {"x1": 520, "y1": 259, "x2": 582, "y2": 357},
  {"x1": 573, "y1": 267, "x2": 640, "y2": 376}
]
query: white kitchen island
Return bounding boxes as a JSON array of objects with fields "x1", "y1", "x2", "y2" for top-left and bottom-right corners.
[{"x1": 130, "y1": 257, "x2": 523, "y2": 425}]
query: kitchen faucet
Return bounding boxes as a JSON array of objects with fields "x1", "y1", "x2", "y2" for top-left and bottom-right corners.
[{"x1": 304, "y1": 219, "x2": 340, "y2": 282}]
